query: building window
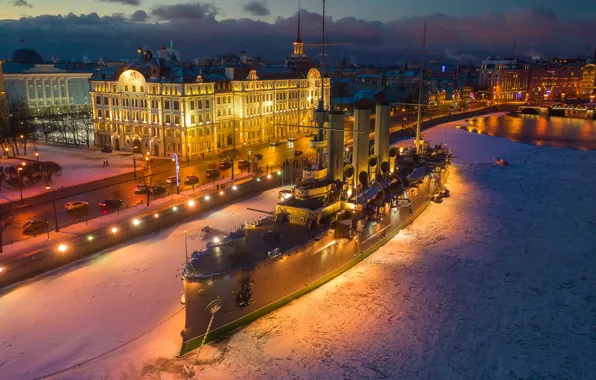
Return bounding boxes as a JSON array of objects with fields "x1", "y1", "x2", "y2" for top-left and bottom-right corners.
[
  {"x1": 199, "y1": 114, "x2": 203, "y2": 123},
  {"x1": 125, "y1": 85, "x2": 129, "y2": 91},
  {"x1": 191, "y1": 115, "x2": 196, "y2": 124},
  {"x1": 174, "y1": 115, "x2": 180, "y2": 125},
  {"x1": 165, "y1": 114, "x2": 171, "y2": 124},
  {"x1": 164, "y1": 100, "x2": 170, "y2": 109},
  {"x1": 190, "y1": 101, "x2": 195, "y2": 110},
  {"x1": 174, "y1": 101, "x2": 180, "y2": 110},
  {"x1": 205, "y1": 100, "x2": 210, "y2": 108},
  {"x1": 95, "y1": 96, "x2": 101, "y2": 105}
]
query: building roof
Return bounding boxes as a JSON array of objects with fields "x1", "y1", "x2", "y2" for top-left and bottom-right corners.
[
  {"x1": 9, "y1": 48, "x2": 43, "y2": 64},
  {"x1": 1, "y1": 62, "x2": 95, "y2": 75}
]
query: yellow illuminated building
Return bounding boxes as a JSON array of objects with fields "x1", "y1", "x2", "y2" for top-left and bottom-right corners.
[{"x1": 90, "y1": 44, "x2": 329, "y2": 158}]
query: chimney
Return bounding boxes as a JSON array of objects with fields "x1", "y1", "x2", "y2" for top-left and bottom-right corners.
[
  {"x1": 161, "y1": 45, "x2": 167, "y2": 61},
  {"x1": 327, "y1": 111, "x2": 345, "y2": 181},
  {"x1": 352, "y1": 107, "x2": 370, "y2": 184},
  {"x1": 225, "y1": 67, "x2": 235, "y2": 80},
  {"x1": 373, "y1": 103, "x2": 391, "y2": 173}
]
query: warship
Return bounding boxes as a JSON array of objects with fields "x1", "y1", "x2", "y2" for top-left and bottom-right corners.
[{"x1": 179, "y1": 4, "x2": 451, "y2": 355}]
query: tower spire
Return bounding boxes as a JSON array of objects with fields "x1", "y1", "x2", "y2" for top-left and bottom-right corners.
[
  {"x1": 297, "y1": 0, "x2": 301, "y2": 42},
  {"x1": 292, "y1": 1, "x2": 305, "y2": 57}
]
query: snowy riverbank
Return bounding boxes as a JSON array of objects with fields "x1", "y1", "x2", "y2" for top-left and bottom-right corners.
[{"x1": 1, "y1": 119, "x2": 595, "y2": 379}]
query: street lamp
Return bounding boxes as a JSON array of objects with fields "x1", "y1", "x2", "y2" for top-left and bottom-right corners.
[
  {"x1": 172, "y1": 153, "x2": 180, "y2": 194},
  {"x1": 4, "y1": 147, "x2": 8, "y2": 158},
  {"x1": 17, "y1": 167, "x2": 24, "y2": 204},
  {"x1": 35, "y1": 151, "x2": 39, "y2": 162},
  {"x1": 45, "y1": 182, "x2": 59, "y2": 232}
]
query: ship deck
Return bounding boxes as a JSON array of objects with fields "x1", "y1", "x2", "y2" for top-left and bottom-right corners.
[{"x1": 187, "y1": 219, "x2": 324, "y2": 278}]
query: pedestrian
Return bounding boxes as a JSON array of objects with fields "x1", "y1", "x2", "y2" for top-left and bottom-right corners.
[
  {"x1": 266, "y1": 164, "x2": 269, "y2": 173},
  {"x1": 106, "y1": 160, "x2": 109, "y2": 166}
]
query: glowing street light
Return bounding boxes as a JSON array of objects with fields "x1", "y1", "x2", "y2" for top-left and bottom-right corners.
[
  {"x1": 213, "y1": 237, "x2": 220, "y2": 243},
  {"x1": 154, "y1": 213, "x2": 159, "y2": 218},
  {"x1": 0, "y1": 267, "x2": 3, "y2": 273},
  {"x1": 173, "y1": 206, "x2": 179, "y2": 211},
  {"x1": 111, "y1": 227, "x2": 118, "y2": 233},
  {"x1": 219, "y1": 191, "x2": 224, "y2": 195},
  {"x1": 87, "y1": 235, "x2": 94, "y2": 241},
  {"x1": 58, "y1": 244, "x2": 68, "y2": 253},
  {"x1": 267, "y1": 174, "x2": 272, "y2": 179},
  {"x1": 232, "y1": 185, "x2": 238, "y2": 190},
  {"x1": 188, "y1": 200, "x2": 196, "y2": 207},
  {"x1": 132, "y1": 218, "x2": 141, "y2": 226},
  {"x1": 204, "y1": 195, "x2": 210, "y2": 201}
]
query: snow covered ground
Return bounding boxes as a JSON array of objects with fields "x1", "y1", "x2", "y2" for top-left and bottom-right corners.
[
  {"x1": 1, "y1": 117, "x2": 596, "y2": 379},
  {"x1": 0, "y1": 143, "x2": 137, "y2": 204}
]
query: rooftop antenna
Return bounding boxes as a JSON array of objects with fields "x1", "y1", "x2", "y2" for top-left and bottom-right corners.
[
  {"x1": 415, "y1": 20, "x2": 426, "y2": 154},
  {"x1": 319, "y1": 0, "x2": 326, "y2": 111}
]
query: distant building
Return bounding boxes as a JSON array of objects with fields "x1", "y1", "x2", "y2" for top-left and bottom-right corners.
[
  {"x1": 478, "y1": 57, "x2": 530, "y2": 101},
  {"x1": 580, "y1": 64, "x2": 596, "y2": 96},
  {"x1": 528, "y1": 60, "x2": 584, "y2": 101},
  {"x1": 0, "y1": 48, "x2": 95, "y2": 109},
  {"x1": 91, "y1": 33, "x2": 329, "y2": 158}
]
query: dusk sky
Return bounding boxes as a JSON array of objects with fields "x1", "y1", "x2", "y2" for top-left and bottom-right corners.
[{"x1": 1, "y1": 0, "x2": 595, "y2": 63}]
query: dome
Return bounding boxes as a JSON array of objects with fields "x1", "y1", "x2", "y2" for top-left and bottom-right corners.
[{"x1": 10, "y1": 48, "x2": 44, "y2": 64}]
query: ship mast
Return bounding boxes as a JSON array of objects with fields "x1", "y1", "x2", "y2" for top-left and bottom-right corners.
[
  {"x1": 312, "y1": 0, "x2": 328, "y2": 168},
  {"x1": 415, "y1": 20, "x2": 427, "y2": 154}
]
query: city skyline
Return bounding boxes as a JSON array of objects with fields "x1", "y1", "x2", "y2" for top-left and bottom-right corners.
[{"x1": 1, "y1": 1, "x2": 596, "y2": 64}]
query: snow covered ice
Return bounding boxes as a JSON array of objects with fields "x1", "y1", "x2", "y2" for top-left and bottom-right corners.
[{"x1": 1, "y1": 117, "x2": 595, "y2": 379}]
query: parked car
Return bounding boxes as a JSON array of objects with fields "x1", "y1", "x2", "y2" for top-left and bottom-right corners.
[
  {"x1": 101, "y1": 145, "x2": 113, "y2": 153},
  {"x1": 287, "y1": 136, "x2": 298, "y2": 142},
  {"x1": 64, "y1": 201, "x2": 89, "y2": 211},
  {"x1": 269, "y1": 139, "x2": 287, "y2": 146},
  {"x1": 165, "y1": 176, "x2": 177, "y2": 184},
  {"x1": 262, "y1": 229, "x2": 281, "y2": 240},
  {"x1": 218, "y1": 161, "x2": 232, "y2": 170},
  {"x1": 99, "y1": 199, "x2": 123, "y2": 209},
  {"x1": 184, "y1": 175, "x2": 199, "y2": 185},
  {"x1": 205, "y1": 168, "x2": 220, "y2": 178},
  {"x1": 150, "y1": 185, "x2": 167, "y2": 194},
  {"x1": 253, "y1": 153, "x2": 263, "y2": 160},
  {"x1": 134, "y1": 184, "x2": 149, "y2": 194},
  {"x1": 294, "y1": 150, "x2": 304, "y2": 156},
  {"x1": 22, "y1": 220, "x2": 48, "y2": 234},
  {"x1": 237, "y1": 159, "x2": 250, "y2": 168}
]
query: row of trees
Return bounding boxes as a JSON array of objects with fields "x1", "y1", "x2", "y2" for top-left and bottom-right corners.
[
  {"x1": 0, "y1": 161, "x2": 62, "y2": 190},
  {"x1": 0, "y1": 99, "x2": 94, "y2": 155}
]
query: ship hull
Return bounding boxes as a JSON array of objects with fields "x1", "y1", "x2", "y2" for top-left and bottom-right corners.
[{"x1": 180, "y1": 168, "x2": 447, "y2": 355}]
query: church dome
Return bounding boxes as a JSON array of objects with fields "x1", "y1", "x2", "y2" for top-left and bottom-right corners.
[{"x1": 10, "y1": 48, "x2": 44, "y2": 64}]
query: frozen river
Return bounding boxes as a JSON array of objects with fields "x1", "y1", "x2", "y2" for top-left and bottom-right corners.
[{"x1": 1, "y1": 115, "x2": 595, "y2": 379}]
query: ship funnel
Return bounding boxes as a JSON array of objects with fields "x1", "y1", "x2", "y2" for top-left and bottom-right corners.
[
  {"x1": 343, "y1": 164, "x2": 355, "y2": 185},
  {"x1": 327, "y1": 111, "x2": 345, "y2": 181},
  {"x1": 352, "y1": 108, "x2": 370, "y2": 181},
  {"x1": 389, "y1": 146, "x2": 398, "y2": 173},
  {"x1": 373, "y1": 103, "x2": 391, "y2": 173}
]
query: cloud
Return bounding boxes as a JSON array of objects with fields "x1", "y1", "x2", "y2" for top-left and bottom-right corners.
[
  {"x1": 13, "y1": 0, "x2": 33, "y2": 7},
  {"x1": 130, "y1": 10, "x2": 148, "y2": 22},
  {"x1": 151, "y1": 2, "x2": 219, "y2": 21},
  {"x1": 96, "y1": 0, "x2": 142, "y2": 6},
  {"x1": 0, "y1": 7, "x2": 594, "y2": 64},
  {"x1": 243, "y1": 1, "x2": 270, "y2": 17}
]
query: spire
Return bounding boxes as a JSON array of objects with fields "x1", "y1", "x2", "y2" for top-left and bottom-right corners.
[
  {"x1": 296, "y1": 0, "x2": 302, "y2": 43},
  {"x1": 292, "y1": 1, "x2": 305, "y2": 58}
]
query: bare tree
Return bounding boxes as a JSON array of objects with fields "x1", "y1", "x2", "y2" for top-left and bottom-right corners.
[
  {"x1": 0, "y1": 211, "x2": 19, "y2": 253},
  {"x1": 77, "y1": 104, "x2": 94, "y2": 148},
  {"x1": 53, "y1": 105, "x2": 70, "y2": 145}
]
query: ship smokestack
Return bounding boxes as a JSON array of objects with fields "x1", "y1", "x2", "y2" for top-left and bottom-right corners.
[
  {"x1": 353, "y1": 107, "x2": 370, "y2": 185},
  {"x1": 373, "y1": 103, "x2": 391, "y2": 174},
  {"x1": 327, "y1": 111, "x2": 345, "y2": 181}
]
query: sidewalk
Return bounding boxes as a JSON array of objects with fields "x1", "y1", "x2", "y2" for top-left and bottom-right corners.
[{"x1": 0, "y1": 172, "x2": 253, "y2": 264}]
